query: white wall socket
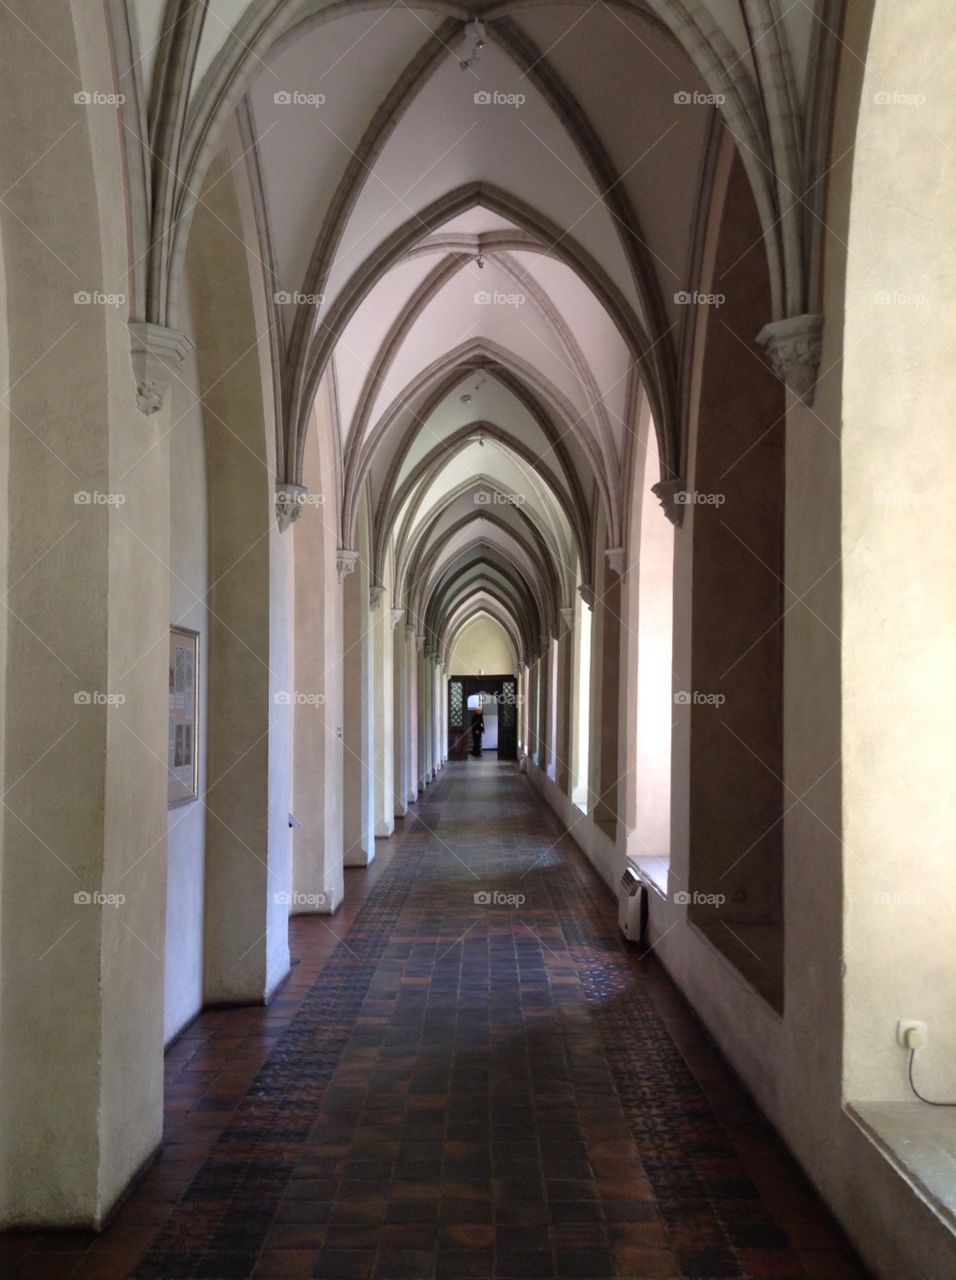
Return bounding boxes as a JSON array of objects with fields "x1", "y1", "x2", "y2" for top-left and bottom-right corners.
[{"x1": 897, "y1": 1019, "x2": 928, "y2": 1049}]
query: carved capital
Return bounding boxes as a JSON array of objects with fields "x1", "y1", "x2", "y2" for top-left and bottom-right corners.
[
  {"x1": 391, "y1": 608, "x2": 404, "y2": 630},
  {"x1": 578, "y1": 583, "x2": 595, "y2": 611},
  {"x1": 651, "y1": 478, "x2": 687, "y2": 528},
  {"x1": 604, "y1": 547, "x2": 626, "y2": 577},
  {"x1": 415, "y1": 631, "x2": 425, "y2": 652},
  {"x1": 276, "y1": 483, "x2": 308, "y2": 533},
  {"x1": 337, "y1": 549, "x2": 359, "y2": 583},
  {"x1": 129, "y1": 322, "x2": 193, "y2": 416},
  {"x1": 756, "y1": 313, "x2": 825, "y2": 405},
  {"x1": 369, "y1": 584, "x2": 385, "y2": 611}
]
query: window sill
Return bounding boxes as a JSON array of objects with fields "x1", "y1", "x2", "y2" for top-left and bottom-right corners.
[
  {"x1": 849, "y1": 1101, "x2": 956, "y2": 1230},
  {"x1": 631, "y1": 855, "x2": 669, "y2": 898}
]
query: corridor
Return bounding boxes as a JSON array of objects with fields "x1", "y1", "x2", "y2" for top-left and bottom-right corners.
[{"x1": 6, "y1": 765, "x2": 863, "y2": 1280}]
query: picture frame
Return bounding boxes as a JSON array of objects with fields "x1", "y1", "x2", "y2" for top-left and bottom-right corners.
[{"x1": 168, "y1": 626, "x2": 200, "y2": 807}]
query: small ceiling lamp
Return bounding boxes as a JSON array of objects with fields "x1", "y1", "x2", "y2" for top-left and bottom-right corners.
[{"x1": 459, "y1": 18, "x2": 486, "y2": 71}]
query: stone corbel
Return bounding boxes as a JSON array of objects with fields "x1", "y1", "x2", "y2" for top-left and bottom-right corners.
[
  {"x1": 415, "y1": 632, "x2": 425, "y2": 652},
  {"x1": 756, "y1": 313, "x2": 825, "y2": 405},
  {"x1": 578, "y1": 584, "x2": 595, "y2": 611},
  {"x1": 604, "y1": 547, "x2": 626, "y2": 577},
  {"x1": 391, "y1": 608, "x2": 404, "y2": 630},
  {"x1": 369, "y1": 584, "x2": 385, "y2": 611},
  {"x1": 560, "y1": 606, "x2": 575, "y2": 631},
  {"x1": 129, "y1": 321, "x2": 193, "y2": 416},
  {"x1": 651, "y1": 478, "x2": 686, "y2": 528},
  {"x1": 276, "y1": 483, "x2": 308, "y2": 533},
  {"x1": 337, "y1": 549, "x2": 359, "y2": 583}
]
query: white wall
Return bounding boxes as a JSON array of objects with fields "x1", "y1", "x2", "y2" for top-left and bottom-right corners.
[{"x1": 163, "y1": 312, "x2": 208, "y2": 1046}]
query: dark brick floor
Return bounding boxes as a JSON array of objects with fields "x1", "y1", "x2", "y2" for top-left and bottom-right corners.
[{"x1": 2, "y1": 762, "x2": 867, "y2": 1279}]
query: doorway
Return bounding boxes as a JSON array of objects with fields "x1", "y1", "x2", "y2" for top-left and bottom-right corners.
[{"x1": 448, "y1": 675, "x2": 519, "y2": 761}]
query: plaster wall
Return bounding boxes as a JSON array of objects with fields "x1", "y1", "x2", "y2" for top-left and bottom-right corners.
[
  {"x1": 342, "y1": 509, "x2": 374, "y2": 865},
  {"x1": 372, "y1": 587, "x2": 395, "y2": 838},
  {"x1": 840, "y1": 0, "x2": 956, "y2": 1111},
  {"x1": 392, "y1": 615, "x2": 410, "y2": 819},
  {"x1": 626, "y1": 400, "x2": 673, "y2": 860},
  {"x1": 405, "y1": 626, "x2": 418, "y2": 804},
  {"x1": 448, "y1": 614, "x2": 515, "y2": 675},
  {"x1": 641, "y1": 5, "x2": 956, "y2": 1275},
  {"x1": 189, "y1": 141, "x2": 289, "y2": 1005},
  {"x1": 164, "y1": 311, "x2": 209, "y2": 1044},
  {"x1": 0, "y1": 0, "x2": 167, "y2": 1224},
  {"x1": 291, "y1": 389, "x2": 344, "y2": 914},
  {"x1": 0, "y1": 141, "x2": 8, "y2": 1107}
]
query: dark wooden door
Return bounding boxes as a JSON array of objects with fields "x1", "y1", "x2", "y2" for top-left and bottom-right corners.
[{"x1": 496, "y1": 676, "x2": 518, "y2": 760}]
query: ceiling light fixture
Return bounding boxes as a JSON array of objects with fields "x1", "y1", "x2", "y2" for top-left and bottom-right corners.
[{"x1": 459, "y1": 18, "x2": 486, "y2": 71}]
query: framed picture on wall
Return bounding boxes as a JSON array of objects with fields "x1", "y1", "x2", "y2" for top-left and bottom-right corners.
[{"x1": 168, "y1": 626, "x2": 199, "y2": 807}]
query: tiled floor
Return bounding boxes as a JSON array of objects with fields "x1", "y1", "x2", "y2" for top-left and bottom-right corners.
[{"x1": 2, "y1": 762, "x2": 867, "y2": 1279}]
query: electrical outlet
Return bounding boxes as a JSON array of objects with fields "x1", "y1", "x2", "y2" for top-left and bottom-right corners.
[{"x1": 897, "y1": 1019, "x2": 928, "y2": 1049}]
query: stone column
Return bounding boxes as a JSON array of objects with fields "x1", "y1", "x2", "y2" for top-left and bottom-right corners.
[
  {"x1": 342, "y1": 551, "x2": 373, "y2": 866},
  {"x1": 556, "y1": 610, "x2": 575, "y2": 794},
  {"x1": 290, "y1": 428, "x2": 343, "y2": 915},
  {"x1": 406, "y1": 625, "x2": 419, "y2": 803},
  {"x1": 189, "y1": 153, "x2": 291, "y2": 1006},
  {"x1": 434, "y1": 658, "x2": 445, "y2": 772},
  {"x1": 592, "y1": 562, "x2": 622, "y2": 835},
  {"x1": 528, "y1": 661, "x2": 540, "y2": 764},
  {"x1": 391, "y1": 610, "x2": 409, "y2": 819},
  {"x1": 423, "y1": 652, "x2": 436, "y2": 780},
  {"x1": 371, "y1": 586, "x2": 394, "y2": 837},
  {"x1": 417, "y1": 645, "x2": 430, "y2": 791},
  {"x1": 538, "y1": 642, "x2": 552, "y2": 776}
]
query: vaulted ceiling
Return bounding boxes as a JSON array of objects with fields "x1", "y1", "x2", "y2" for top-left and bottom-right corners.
[{"x1": 116, "y1": 0, "x2": 840, "y2": 660}]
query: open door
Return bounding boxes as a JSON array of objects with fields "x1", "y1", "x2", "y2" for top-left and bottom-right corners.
[{"x1": 447, "y1": 675, "x2": 519, "y2": 760}]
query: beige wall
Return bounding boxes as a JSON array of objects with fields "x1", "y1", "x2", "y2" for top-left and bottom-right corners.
[
  {"x1": 841, "y1": 0, "x2": 956, "y2": 1112},
  {"x1": 533, "y1": 4, "x2": 956, "y2": 1275},
  {"x1": 448, "y1": 614, "x2": 515, "y2": 675},
  {"x1": 0, "y1": 0, "x2": 168, "y2": 1225}
]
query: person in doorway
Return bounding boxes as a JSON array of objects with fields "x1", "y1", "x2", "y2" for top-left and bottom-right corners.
[{"x1": 470, "y1": 708, "x2": 485, "y2": 757}]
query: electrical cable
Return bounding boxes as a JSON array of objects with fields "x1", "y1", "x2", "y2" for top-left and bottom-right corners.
[{"x1": 908, "y1": 1049, "x2": 956, "y2": 1107}]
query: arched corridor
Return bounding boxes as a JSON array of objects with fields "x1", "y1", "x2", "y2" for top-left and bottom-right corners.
[
  {"x1": 1, "y1": 1, "x2": 956, "y2": 1277},
  {"x1": 5, "y1": 764, "x2": 863, "y2": 1279}
]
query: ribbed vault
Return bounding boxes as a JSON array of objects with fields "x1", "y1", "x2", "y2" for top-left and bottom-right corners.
[{"x1": 116, "y1": 0, "x2": 841, "y2": 676}]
